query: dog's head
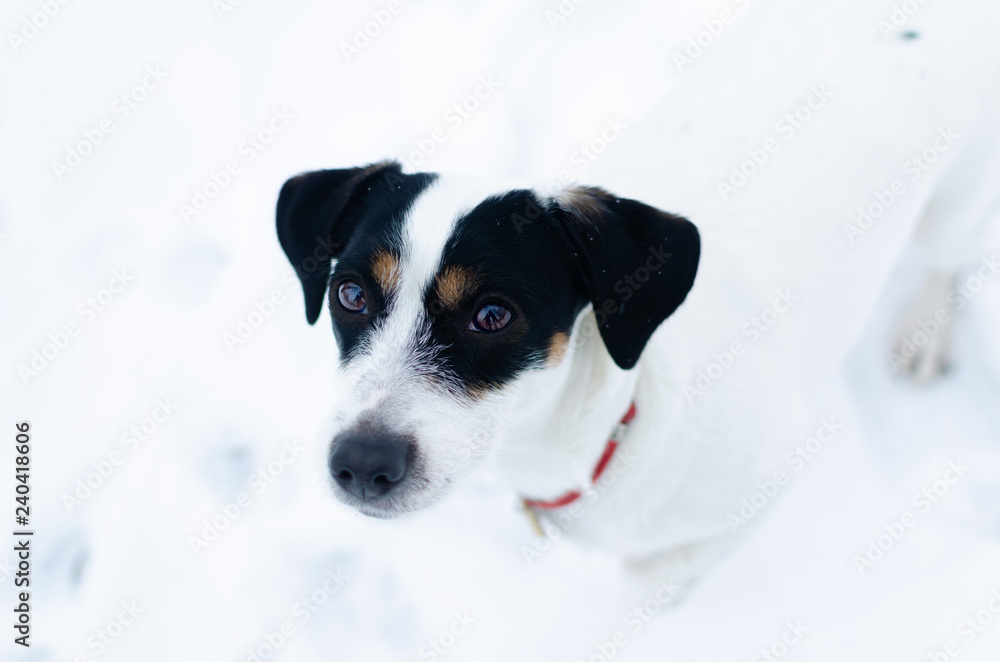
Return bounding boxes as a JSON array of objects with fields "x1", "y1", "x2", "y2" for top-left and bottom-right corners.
[{"x1": 276, "y1": 161, "x2": 699, "y2": 518}]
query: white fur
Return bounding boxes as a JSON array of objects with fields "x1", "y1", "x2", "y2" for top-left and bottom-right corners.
[
  {"x1": 494, "y1": 0, "x2": 1000, "y2": 563},
  {"x1": 321, "y1": 0, "x2": 1000, "y2": 575},
  {"x1": 318, "y1": 178, "x2": 526, "y2": 517}
]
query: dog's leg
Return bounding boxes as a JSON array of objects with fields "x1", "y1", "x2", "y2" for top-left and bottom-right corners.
[
  {"x1": 619, "y1": 537, "x2": 735, "y2": 607},
  {"x1": 891, "y1": 92, "x2": 1000, "y2": 383},
  {"x1": 890, "y1": 270, "x2": 956, "y2": 383}
]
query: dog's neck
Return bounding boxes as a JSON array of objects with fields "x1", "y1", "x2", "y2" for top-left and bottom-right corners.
[{"x1": 494, "y1": 310, "x2": 640, "y2": 500}]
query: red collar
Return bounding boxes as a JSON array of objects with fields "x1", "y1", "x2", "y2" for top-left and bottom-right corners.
[{"x1": 521, "y1": 403, "x2": 637, "y2": 511}]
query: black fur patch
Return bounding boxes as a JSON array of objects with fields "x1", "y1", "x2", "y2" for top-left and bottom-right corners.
[
  {"x1": 324, "y1": 175, "x2": 438, "y2": 363},
  {"x1": 423, "y1": 190, "x2": 588, "y2": 393},
  {"x1": 276, "y1": 162, "x2": 435, "y2": 361},
  {"x1": 278, "y1": 166, "x2": 699, "y2": 393},
  {"x1": 549, "y1": 187, "x2": 700, "y2": 370}
]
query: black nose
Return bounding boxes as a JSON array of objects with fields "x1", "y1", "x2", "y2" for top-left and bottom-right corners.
[{"x1": 329, "y1": 429, "x2": 412, "y2": 500}]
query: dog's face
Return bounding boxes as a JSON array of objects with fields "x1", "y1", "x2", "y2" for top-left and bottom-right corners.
[{"x1": 277, "y1": 161, "x2": 699, "y2": 518}]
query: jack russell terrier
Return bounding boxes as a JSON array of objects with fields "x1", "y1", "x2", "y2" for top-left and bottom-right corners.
[{"x1": 276, "y1": 0, "x2": 1000, "y2": 580}]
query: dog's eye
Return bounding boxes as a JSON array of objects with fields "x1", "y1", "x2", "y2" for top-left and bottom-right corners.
[
  {"x1": 468, "y1": 303, "x2": 513, "y2": 332},
  {"x1": 337, "y1": 281, "x2": 367, "y2": 313}
]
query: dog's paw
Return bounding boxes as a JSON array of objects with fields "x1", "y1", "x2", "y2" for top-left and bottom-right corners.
[
  {"x1": 888, "y1": 271, "x2": 955, "y2": 384},
  {"x1": 619, "y1": 537, "x2": 734, "y2": 608},
  {"x1": 890, "y1": 325, "x2": 951, "y2": 383}
]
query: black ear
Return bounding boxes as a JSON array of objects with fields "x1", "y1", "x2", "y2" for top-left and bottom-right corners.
[
  {"x1": 550, "y1": 186, "x2": 700, "y2": 370},
  {"x1": 276, "y1": 161, "x2": 403, "y2": 324}
]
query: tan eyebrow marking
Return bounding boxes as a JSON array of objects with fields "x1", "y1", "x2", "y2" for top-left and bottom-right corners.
[
  {"x1": 552, "y1": 185, "x2": 614, "y2": 224},
  {"x1": 370, "y1": 250, "x2": 401, "y2": 292},
  {"x1": 547, "y1": 332, "x2": 569, "y2": 365},
  {"x1": 434, "y1": 265, "x2": 480, "y2": 310},
  {"x1": 465, "y1": 381, "x2": 492, "y2": 400}
]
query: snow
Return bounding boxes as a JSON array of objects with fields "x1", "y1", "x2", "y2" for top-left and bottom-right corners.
[{"x1": 2, "y1": 0, "x2": 999, "y2": 660}]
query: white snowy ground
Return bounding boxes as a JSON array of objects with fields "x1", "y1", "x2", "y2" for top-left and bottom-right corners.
[{"x1": 2, "y1": 0, "x2": 1000, "y2": 660}]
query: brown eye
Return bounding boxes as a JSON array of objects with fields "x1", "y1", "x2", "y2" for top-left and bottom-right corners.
[
  {"x1": 468, "y1": 303, "x2": 513, "y2": 332},
  {"x1": 337, "y1": 281, "x2": 367, "y2": 313}
]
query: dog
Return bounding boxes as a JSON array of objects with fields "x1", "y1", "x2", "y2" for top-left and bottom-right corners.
[{"x1": 276, "y1": 0, "x2": 1000, "y2": 580}]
